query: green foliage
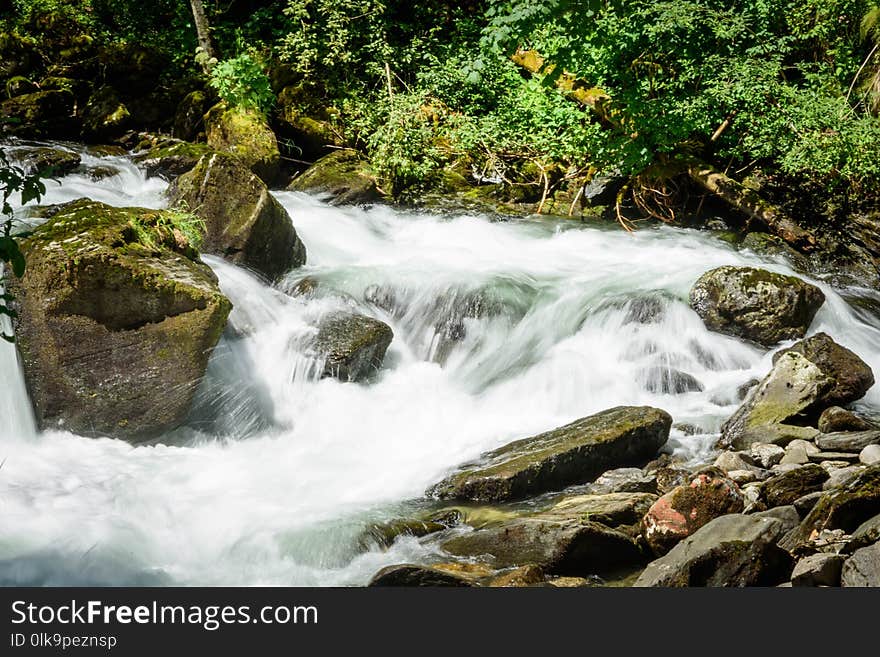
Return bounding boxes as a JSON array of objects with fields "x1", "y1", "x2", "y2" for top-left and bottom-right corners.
[
  {"x1": 127, "y1": 205, "x2": 206, "y2": 253},
  {"x1": 0, "y1": 147, "x2": 47, "y2": 341},
  {"x1": 209, "y1": 51, "x2": 275, "y2": 115}
]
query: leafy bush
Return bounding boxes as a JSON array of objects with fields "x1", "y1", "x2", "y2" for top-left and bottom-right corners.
[{"x1": 209, "y1": 51, "x2": 275, "y2": 115}]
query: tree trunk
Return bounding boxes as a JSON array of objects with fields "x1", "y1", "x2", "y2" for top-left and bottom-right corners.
[{"x1": 189, "y1": 0, "x2": 217, "y2": 68}]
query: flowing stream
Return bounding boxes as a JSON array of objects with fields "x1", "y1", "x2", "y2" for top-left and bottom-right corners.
[{"x1": 2, "y1": 142, "x2": 880, "y2": 585}]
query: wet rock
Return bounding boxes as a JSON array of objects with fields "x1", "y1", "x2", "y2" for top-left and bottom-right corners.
[
  {"x1": 205, "y1": 102, "x2": 281, "y2": 186},
  {"x1": 0, "y1": 89, "x2": 76, "y2": 138},
  {"x1": 816, "y1": 430, "x2": 880, "y2": 453},
  {"x1": 793, "y1": 491, "x2": 824, "y2": 517},
  {"x1": 634, "y1": 514, "x2": 793, "y2": 587},
  {"x1": 287, "y1": 149, "x2": 381, "y2": 205},
  {"x1": 486, "y1": 565, "x2": 545, "y2": 587},
  {"x1": 133, "y1": 140, "x2": 214, "y2": 180},
  {"x1": 823, "y1": 466, "x2": 865, "y2": 490},
  {"x1": 7, "y1": 145, "x2": 80, "y2": 176},
  {"x1": 588, "y1": 467, "x2": 657, "y2": 495},
  {"x1": 6, "y1": 199, "x2": 231, "y2": 441},
  {"x1": 442, "y1": 518, "x2": 643, "y2": 575},
  {"x1": 82, "y1": 86, "x2": 130, "y2": 142},
  {"x1": 780, "y1": 465, "x2": 880, "y2": 553},
  {"x1": 313, "y1": 312, "x2": 394, "y2": 382},
  {"x1": 720, "y1": 334, "x2": 874, "y2": 450},
  {"x1": 543, "y1": 492, "x2": 657, "y2": 528},
  {"x1": 547, "y1": 576, "x2": 592, "y2": 587},
  {"x1": 642, "y1": 468, "x2": 745, "y2": 555},
  {"x1": 168, "y1": 152, "x2": 306, "y2": 280},
  {"x1": 429, "y1": 406, "x2": 671, "y2": 503},
  {"x1": 762, "y1": 464, "x2": 829, "y2": 507},
  {"x1": 818, "y1": 406, "x2": 875, "y2": 433},
  {"x1": 861, "y1": 444, "x2": 880, "y2": 465},
  {"x1": 689, "y1": 266, "x2": 825, "y2": 347},
  {"x1": 361, "y1": 518, "x2": 451, "y2": 549},
  {"x1": 791, "y1": 553, "x2": 845, "y2": 586},
  {"x1": 841, "y1": 543, "x2": 880, "y2": 587},
  {"x1": 642, "y1": 366, "x2": 703, "y2": 394},
  {"x1": 774, "y1": 333, "x2": 875, "y2": 409},
  {"x1": 368, "y1": 564, "x2": 475, "y2": 587}
]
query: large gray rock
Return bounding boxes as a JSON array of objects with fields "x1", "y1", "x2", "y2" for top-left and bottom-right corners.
[
  {"x1": 818, "y1": 406, "x2": 875, "y2": 433},
  {"x1": 7, "y1": 199, "x2": 231, "y2": 441},
  {"x1": 791, "y1": 553, "x2": 844, "y2": 586},
  {"x1": 429, "y1": 406, "x2": 672, "y2": 502},
  {"x1": 287, "y1": 149, "x2": 381, "y2": 205},
  {"x1": 168, "y1": 152, "x2": 306, "y2": 280},
  {"x1": 634, "y1": 514, "x2": 793, "y2": 587},
  {"x1": 816, "y1": 431, "x2": 880, "y2": 453},
  {"x1": 841, "y1": 544, "x2": 880, "y2": 587},
  {"x1": 689, "y1": 266, "x2": 825, "y2": 347},
  {"x1": 313, "y1": 312, "x2": 393, "y2": 382},
  {"x1": 720, "y1": 334, "x2": 874, "y2": 450},
  {"x1": 761, "y1": 464, "x2": 829, "y2": 507}
]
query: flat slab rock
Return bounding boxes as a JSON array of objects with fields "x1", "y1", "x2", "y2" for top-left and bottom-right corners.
[
  {"x1": 634, "y1": 514, "x2": 793, "y2": 587},
  {"x1": 429, "y1": 406, "x2": 672, "y2": 502},
  {"x1": 841, "y1": 543, "x2": 880, "y2": 587}
]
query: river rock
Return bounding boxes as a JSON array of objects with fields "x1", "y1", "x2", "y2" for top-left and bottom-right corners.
[
  {"x1": 429, "y1": 406, "x2": 671, "y2": 503},
  {"x1": 133, "y1": 140, "x2": 214, "y2": 179},
  {"x1": 818, "y1": 406, "x2": 875, "y2": 433},
  {"x1": 841, "y1": 543, "x2": 880, "y2": 587},
  {"x1": 642, "y1": 366, "x2": 703, "y2": 394},
  {"x1": 7, "y1": 146, "x2": 80, "y2": 176},
  {"x1": 780, "y1": 464, "x2": 880, "y2": 553},
  {"x1": 848, "y1": 513, "x2": 880, "y2": 551},
  {"x1": 634, "y1": 514, "x2": 793, "y2": 587},
  {"x1": 7, "y1": 199, "x2": 231, "y2": 441},
  {"x1": 168, "y1": 152, "x2": 306, "y2": 280},
  {"x1": 774, "y1": 333, "x2": 875, "y2": 409},
  {"x1": 793, "y1": 491, "x2": 824, "y2": 516},
  {"x1": 782, "y1": 439, "x2": 819, "y2": 465},
  {"x1": 0, "y1": 89, "x2": 76, "y2": 138},
  {"x1": 205, "y1": 102, "x2": 281, "y2": 185},
  {"x1": 543, "y1": 492, "x2": 657, "y2": 528},
  {"x1": 313, "y1": 312, "x2": 393, "y2": 382},
  {"x1": 642, "y1": 468, "x2": 745, "y2": 555},
  {"x1": 749, "y1": 443, "x2": 786, "y2": 468},
  {"x1": 441, "y1": 518, "x2": 643, "y2": 575},
  {"x1": 368, "y1": 564, "x2": 475, "y2": 587},
  {"x1": 761, "y1": 464, "x2": 829, "y2": 507},
  {"x1": 287, "y1": 149, "x2": 381, "y2": 205},
  {"x1": 173, "y1": 90, "x2": 210, "y2": 141},
  {"x1": 588, "y1": 467, "x2": 658, "y2": 494},
  {"x1": 755, "y1": 505, "x2": 801, "y2": 533},
  {"x1": 688, "y1": 266, "x2": 825, "y2": 347},
  {"x1": 486, "y1": 565, "x2": 546, "y2": 587},
  {"x1": 816, "y1": 430, "x2": 880, "y2": 453},
  {"x1": 861, "y1": 445, "x2": 880, "y2": 465},
  {"x1": 81, "y1": 86, "x2": 130, "y2": 142},
  {"x1": 720, "y1": 334, "x2": 874, "y2": 450},
  {"x1": 791, "y1": 553, "x2": 845, "y2": 586}
]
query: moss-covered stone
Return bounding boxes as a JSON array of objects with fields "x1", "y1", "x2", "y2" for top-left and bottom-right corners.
[
  {"x1": 168, "y1": 152, "x2": 306, "y2": 280},
  {"x1": 5, "y1": 75, "x2": 38, "y2": 98},
  {"x1": 368, "y1": 564, "x2": 476, "y2": 587},
  {"x1": 634, "y1": 514, "x2": 793, "y2": 587},
  {"x1": 173, "y1": 90, "x2": 210, "y2": 141},
  {"x1": 81, "y1": 86, "x2": 130, "y2": 142},
  {"x1": 6, "y1": 199, "x2": 232, "y2": 442},
  {"x1": 275, "y1": 84, "x2": 345, "y2": 161},
  {"x1": 689, "y1": 266, "x2": 825, "y2": 347},
  {"x1": 0, "y1": 89, "x2": 76, "y2": 138},
  {"x1": 287, "y1": 149, "x2": 382, "y2": 205},
  {"x1": 133, "y1": 140, "x2": 215, "y2": 180},
  {"x1": 761, "y1": 464, "x2": 829, "y2": 507},
  {"x1": 312, "y1": 311, "x2": 394, "y2": 382},
  {"x1": 205, "y1": 102, "x2": 281, "y2": 186},
  {"x1": 7, "y1": 145, "x2": 80, "y2": 176},
  {"x1": 429, "y1": 406, "x2": 672, "y2": 503}
]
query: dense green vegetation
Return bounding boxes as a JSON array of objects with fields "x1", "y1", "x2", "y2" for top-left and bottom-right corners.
[{"x1": 2, "y1": 0, "x2": 880, "y2": 223}]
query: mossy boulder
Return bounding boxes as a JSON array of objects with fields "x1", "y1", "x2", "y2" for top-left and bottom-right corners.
[
  {"x1": 133, "y1": 140, "x2": 215, "y2": 180},
  {"x1": 7, "y1": 145, "x2": 80, "y2": 176},
  {"x1": 0, "y1": 32, "x2": 38, "y2": 80},
  {"x1": 642, "y1": 468, "x2": 745, "y2": 555},
  {"x1": 689, "y1": 266, "x2": 825, "y2": 347},
  {"x1": 5, "y1": 76, "x2": 39, "y2": 98},
  {"x1": 168, "y1": 152, "x2": 306, "y2": 280},
  {"x1": 312, "y1": 311, "x2": 394, "y2": 382},
  {"x1": 720, "y1": 334, "x2": 873, "y2": 450},
  {"x1": 0, "y1": 89, "x2": 76, "y2": 138},
  {"x1": 287, "y1": 149, "x2": 382, "y2": 205},
  {"x1": 368, "y1": 564, "x2": 476, "y2": 587},
  {"x1": 6, "y1": 199, "x2": 232, "y2": 442},
  {"x1": 542, "y1": 492, "x2": 658, "y2": 528},
  {"x1": 819, "y1": 406, "x2": 875, "y2": 433},
  {"x1": 275, "y1": 83, "x2": 345, "y2": 161},
  {"x1": 205, "y1": 102, "x2": 281, "y2": 186},
  {"x1": 761, "y1": 464, "x2": 829, "y2": 507},
  {"x1": 173, "y1": 90, "x2": 210, "y2": 141},
  {"x1": 634, "y1": 514, "x2": 793, "y2": 587},
  {"x1": 780, "y1": 464, "x2": 880, "y2": 553},
  {"x1": 81, "y1": 86, "x2": 130, "y2": 142},
  {"x1": 429, "y1": 406, "x2": 672, "y2": 503}
]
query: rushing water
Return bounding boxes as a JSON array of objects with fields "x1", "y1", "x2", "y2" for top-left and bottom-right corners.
[{"x1": 2, "y1": 143, "x2": 880, "y2": 585}]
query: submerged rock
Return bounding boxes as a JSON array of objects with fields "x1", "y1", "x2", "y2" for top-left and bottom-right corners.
[
  {"x1": 205, "y1": 102, "x2": 280, "y2": 186},
  {"x1": 7, "y1": 199, "x2": 231, "y2": 441},
  {"x1": 689, "y1": 266, "x2": 825, "y2": 347},
  {"x1": 720, "y1": 334, "x2": 874, "y2": 450},
  {"x1": 287, "y1": 149, "x2": 381, "y2": 205},
  {"x1": 429, "y1": 406, "x2": 672, "y2": 503},
  {"x1": 642, "y1": 366, "x2": 704, "y2": 394},
  {"x1": 313, "y1": 312, "x2": 394, "y2": 382},
  {"x1": 168, "y1": 152, "x2": 306, "y2": 280},
  {"x1": 642, "y1": 468, "x2": 745, "y2": 555},
  {"x1": 634, "y1": 514, "x2": 793, "y2": 587},
  {"x1": 7, "y1": 145, "x2": 80, "y2": 176}
]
